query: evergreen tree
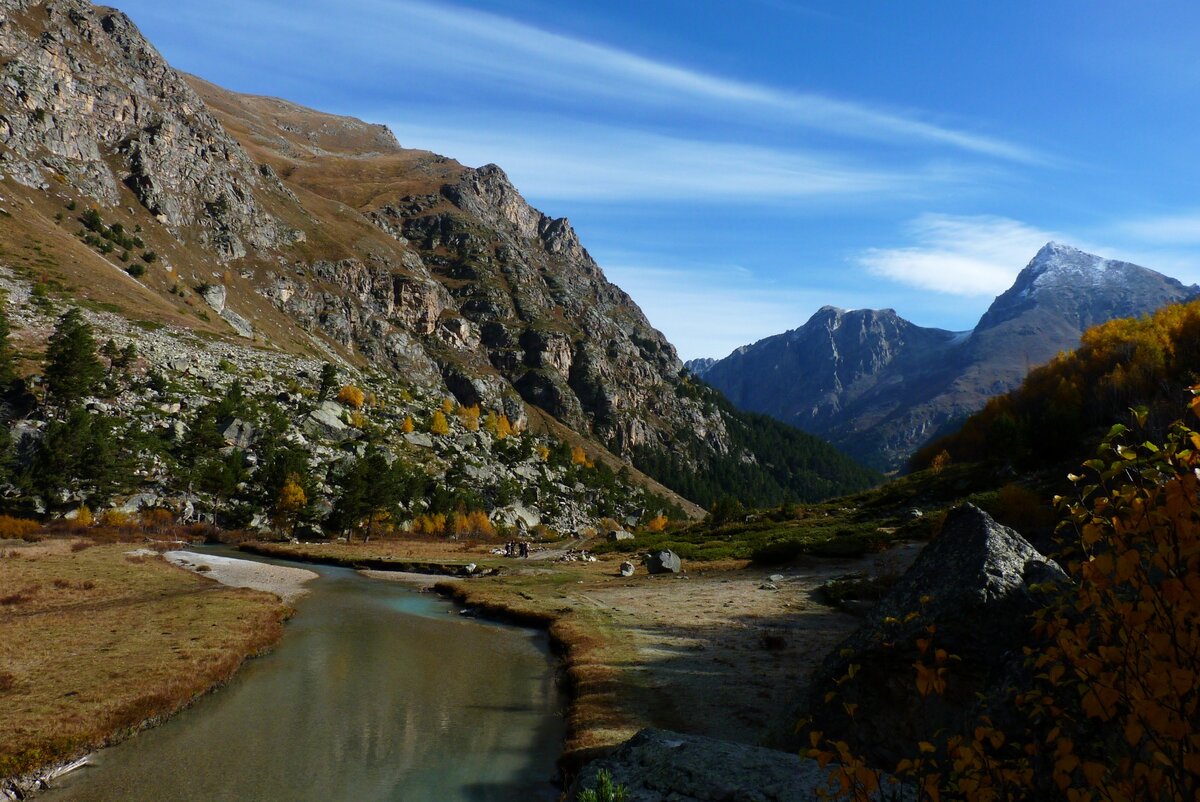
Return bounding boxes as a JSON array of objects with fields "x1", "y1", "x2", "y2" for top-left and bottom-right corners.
[
  {"x1": 0, "y1": 300, "x2": 16, "y2": 388},
  {"x1": 25, "y1": 407, "x2": 120, "y2": 509},
  {"x1": 317, "y1": 363, "x2": 337, "y2": 402},
  {"x1": 329, "y1": 448, "x2": 408, "y2": 541},
  {"x1": 44, "y1": 308, "x2": 103, "y2": 406}
]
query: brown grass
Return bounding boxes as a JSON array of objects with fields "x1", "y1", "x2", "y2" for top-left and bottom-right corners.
[{"x1": 0, "y1": 541, "x2": 288, "y2": 779}]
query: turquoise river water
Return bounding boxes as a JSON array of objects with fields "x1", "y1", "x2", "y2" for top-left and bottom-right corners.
[{"x1": 40, "y1": 548, "x2": 565, "y2": 802}]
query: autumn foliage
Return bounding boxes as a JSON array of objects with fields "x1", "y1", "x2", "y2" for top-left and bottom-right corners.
[
  {"x1": 336, "y1": 385, "x2": 365, "y2": 409},
  {"x1": 913, "y1": 299, "x2": 1200, "y2": 471},
  {"x1": 815, "y1": 394, "x2": 1200, "y2": 800}
]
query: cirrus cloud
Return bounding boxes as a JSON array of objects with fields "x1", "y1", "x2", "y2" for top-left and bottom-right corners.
[{"x1": 858, "y1": 214, "x2": 1059, "y2": 296}]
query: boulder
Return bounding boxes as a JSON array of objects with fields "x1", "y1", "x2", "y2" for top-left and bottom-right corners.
[
  {"x1": 567, "y1": 728, "x2": 912, "y2": 802},
  {"x1": 803, "y1": 504, "x2": 1068, "y2": 766},
  {"x1": 608, "y1": 529, "x2": 634, "y2": 541},
  {"x1": 403, "y1": 431, "x2": 434, "y2": 448},
  {"x1": 645, "y1": 549, "x2": 681, "y2": 575},
  {"x1": 220, "y1": 418, "x2": 256, "y2": 449},
  {"x1": 304, "y1": 401, "x2": 347, "y2": 437},
  {"x1": 619, "y1": 561, "x2": 635, "y2": 577}
]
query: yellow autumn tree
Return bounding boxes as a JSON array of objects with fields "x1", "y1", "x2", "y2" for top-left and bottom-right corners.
[
  {"x1": 400, "y1": 415, "x2": 415, "y2": 434},
  {"x1": 646, "y1": 514, "x2": 668, "y2": 533},
  {"x1": 274, "y1": 473, "x2": 307, "y2": 536},
  {"x1": 337, "y1": 385, "x2": 365, "y2": 409},
  {"x1": 571, "y1": 445, "x2": 594, "y2": 468},
  {"x1": 483, "y1": 410, "x2": 504, "y2": 439},
  {"x1": 440, "y1": 397, "x2": 457, "y2": 415},
  {"x1": 535, "y1": 444, "x2": 550, "y2": 462},
  {"x1": 497, "y1": 414, "x2": 515, "y2": 439},
  {"x1": 458, "y1": 404, "x2": 481, "y2": 432},
  {"x1": 430, "y1": 410, "x2": 450, "y2": 436}
]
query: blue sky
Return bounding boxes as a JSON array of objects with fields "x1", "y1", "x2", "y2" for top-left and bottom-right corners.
[{"x1": 116, "y1": 0, "x2": 1200, "y2": 359}]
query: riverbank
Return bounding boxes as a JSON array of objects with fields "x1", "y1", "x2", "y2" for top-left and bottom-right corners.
[
  {"x1": 0, "y1": 539, "x2": 290, "y2": 797},
  {"x1": 241, "y1": 537, "x2": 918, "y2": 774},
  {"x1": 164, "y1": 551, "x2": 318, "y2": 603}
]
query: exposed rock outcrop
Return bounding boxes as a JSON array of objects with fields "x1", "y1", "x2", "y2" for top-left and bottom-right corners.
[
  {"x1": 568, "y1": 728, "x2": 913, "y2": 802},
  {"x1": 803, "y1": 504, "x2": 1067, "y2": 766},
  {"x1": 0, "y1": 0, "x2": 294, "y2": 258}
]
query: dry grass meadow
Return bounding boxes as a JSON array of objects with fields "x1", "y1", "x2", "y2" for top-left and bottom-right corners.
[{"x1": 0, "y1": 538, "x2": 288, "y2": 779}]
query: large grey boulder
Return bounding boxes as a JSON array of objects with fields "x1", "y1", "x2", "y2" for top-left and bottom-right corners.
[
  {"x1": 608, "y1": 528, "x2": 634, "y2": 541},
  {"x1": 644, "y1": 549, "x2": 681, "y2": 574},
  {"x1": 567, "y1": 729, "x2": 912, "y2": 802},
  {"x1": 804, "y1": 504, "x2": 1067, "y2": 766},
  {"x1": 220, "y1": 418, "x2": 256, "y2": 449},
  {"x1": 304, "y1": 401, "x2": 347, "y2": 438}
]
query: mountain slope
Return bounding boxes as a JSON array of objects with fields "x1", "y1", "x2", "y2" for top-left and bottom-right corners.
[
  {"x1": 697, "y1": 243, "x2": 1197, "y2": 471},
  {"x1": 0, "y1": 0, "x2": 875, "y2": 510}
]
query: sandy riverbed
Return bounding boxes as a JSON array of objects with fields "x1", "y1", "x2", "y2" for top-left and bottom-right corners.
[{"x1": 165, "y1": 551, "x2": 318, "y2": 604}]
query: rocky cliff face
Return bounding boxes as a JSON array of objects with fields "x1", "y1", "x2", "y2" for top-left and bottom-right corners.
[
  {"x1": 699, "y1": 243, "x2": 1197, "y2": 471},
  {"x1": 0, "y1": 0, "x2": 867, "y2": 512},
  {"x1": 0, "y1": 0, "x2": 296, "y2": 258}
]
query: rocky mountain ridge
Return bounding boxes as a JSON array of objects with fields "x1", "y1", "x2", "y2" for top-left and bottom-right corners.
[
  {"x1": 693, "y1": 243, "x2": 1198, "y2": 470},
  {"x1": 0, "y1": 0, "x2": 875, "y2": 512}
]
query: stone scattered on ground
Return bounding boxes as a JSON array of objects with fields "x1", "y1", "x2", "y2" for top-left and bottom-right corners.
[{"x1": 619, "y1": 561, "x2": 635, "y2": 577}]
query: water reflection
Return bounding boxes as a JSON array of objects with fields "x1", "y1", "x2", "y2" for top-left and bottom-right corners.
[{"x1": 43, "y1": 555, "x2": 564, "y2": 802}]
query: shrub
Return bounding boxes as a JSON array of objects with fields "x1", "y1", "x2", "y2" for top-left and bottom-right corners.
[
  {"x1": 73, "y1": 505, "x2": 94, "y2": 527},
  {"x1": 576, "y1": 769, "x2": 628, "y2": 802},
  {"x1": 139, "y1": 508, "x2": 174, "y2": 533},
  {"x1": 337, "y1": 385, "x2": 365, "y2": 409},
  {"x1": 430, "y1": 411, "x2": 450, "y2": 436},
  {"x1": 0, "y1": 516, "x2": 42, "y2": 541},
  {"x1": 458, "y1": 404, "x2": 481, "y2": 432}
]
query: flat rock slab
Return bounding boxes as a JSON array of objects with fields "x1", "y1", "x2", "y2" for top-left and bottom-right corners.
[
  {"x1": 569, "y1": 728, "x2": 912, "y2": 801},
  {"x1": 165, "y1": 551, "x2": 318, "y2": 604}
]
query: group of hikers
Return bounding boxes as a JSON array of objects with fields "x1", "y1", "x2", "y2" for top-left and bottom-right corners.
[{"x1": 504, "y1": 540, "x2": 530, "y2": 558}]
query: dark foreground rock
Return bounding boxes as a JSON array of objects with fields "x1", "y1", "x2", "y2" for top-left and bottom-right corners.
[
  {"x1": 803, "y1": 504, "x2": 1068, "y2": 766},
  {"x1": 645, "y1": 550, "x2": 681, "y2": 574},
  {"x1": 567, "y1": 728, "x2": 913, "y2": 801}
]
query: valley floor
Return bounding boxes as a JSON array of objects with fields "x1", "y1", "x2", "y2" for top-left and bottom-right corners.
[
  {"x1": 247, "y1": 537, "x2": 918, "y2": 769},
  {"x1": 0, "y1": 532, "x2": 916, "y2": 796}
]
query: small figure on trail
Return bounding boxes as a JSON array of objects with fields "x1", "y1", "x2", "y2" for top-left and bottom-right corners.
[{"x1": 519, "y1": 541, "x2": 529, "y2": 559}]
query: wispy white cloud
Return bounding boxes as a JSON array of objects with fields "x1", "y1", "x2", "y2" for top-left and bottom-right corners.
[
  {"x1": 386, "y1": 117, "x2": 961, "y2": 202},
  {"x1": 220, "y1": 0, "x2": 1038, "y2": 164},
  {"x1": 387, "y1": 0, "x2": 1038, "y2": 161},
  {"x1": 859, "y1": 214, "x2": 1058, "y2": 296}
]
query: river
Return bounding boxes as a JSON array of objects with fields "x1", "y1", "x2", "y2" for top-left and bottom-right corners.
[{"x1": 40, "y1": 549, "x2": 565, "y2": 802}]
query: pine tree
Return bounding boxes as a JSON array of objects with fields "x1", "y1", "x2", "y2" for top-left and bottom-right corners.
[
  {"x1": 44, "y1": 308, "x2": 103, "y2": 406},
  {"x1": 317, "y1": 362, "x2": 337, "y2": 402},
  {"x1": 430, "y1": 410, "x2": 450, "y2": 436},
  {"x1": 0, "y1": 301, "x2": 17, "y2": 388}
]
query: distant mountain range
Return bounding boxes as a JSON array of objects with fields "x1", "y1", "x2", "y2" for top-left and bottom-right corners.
[{"x1": 687, "y1": 243, "x2": 1199, "y2": 471}]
